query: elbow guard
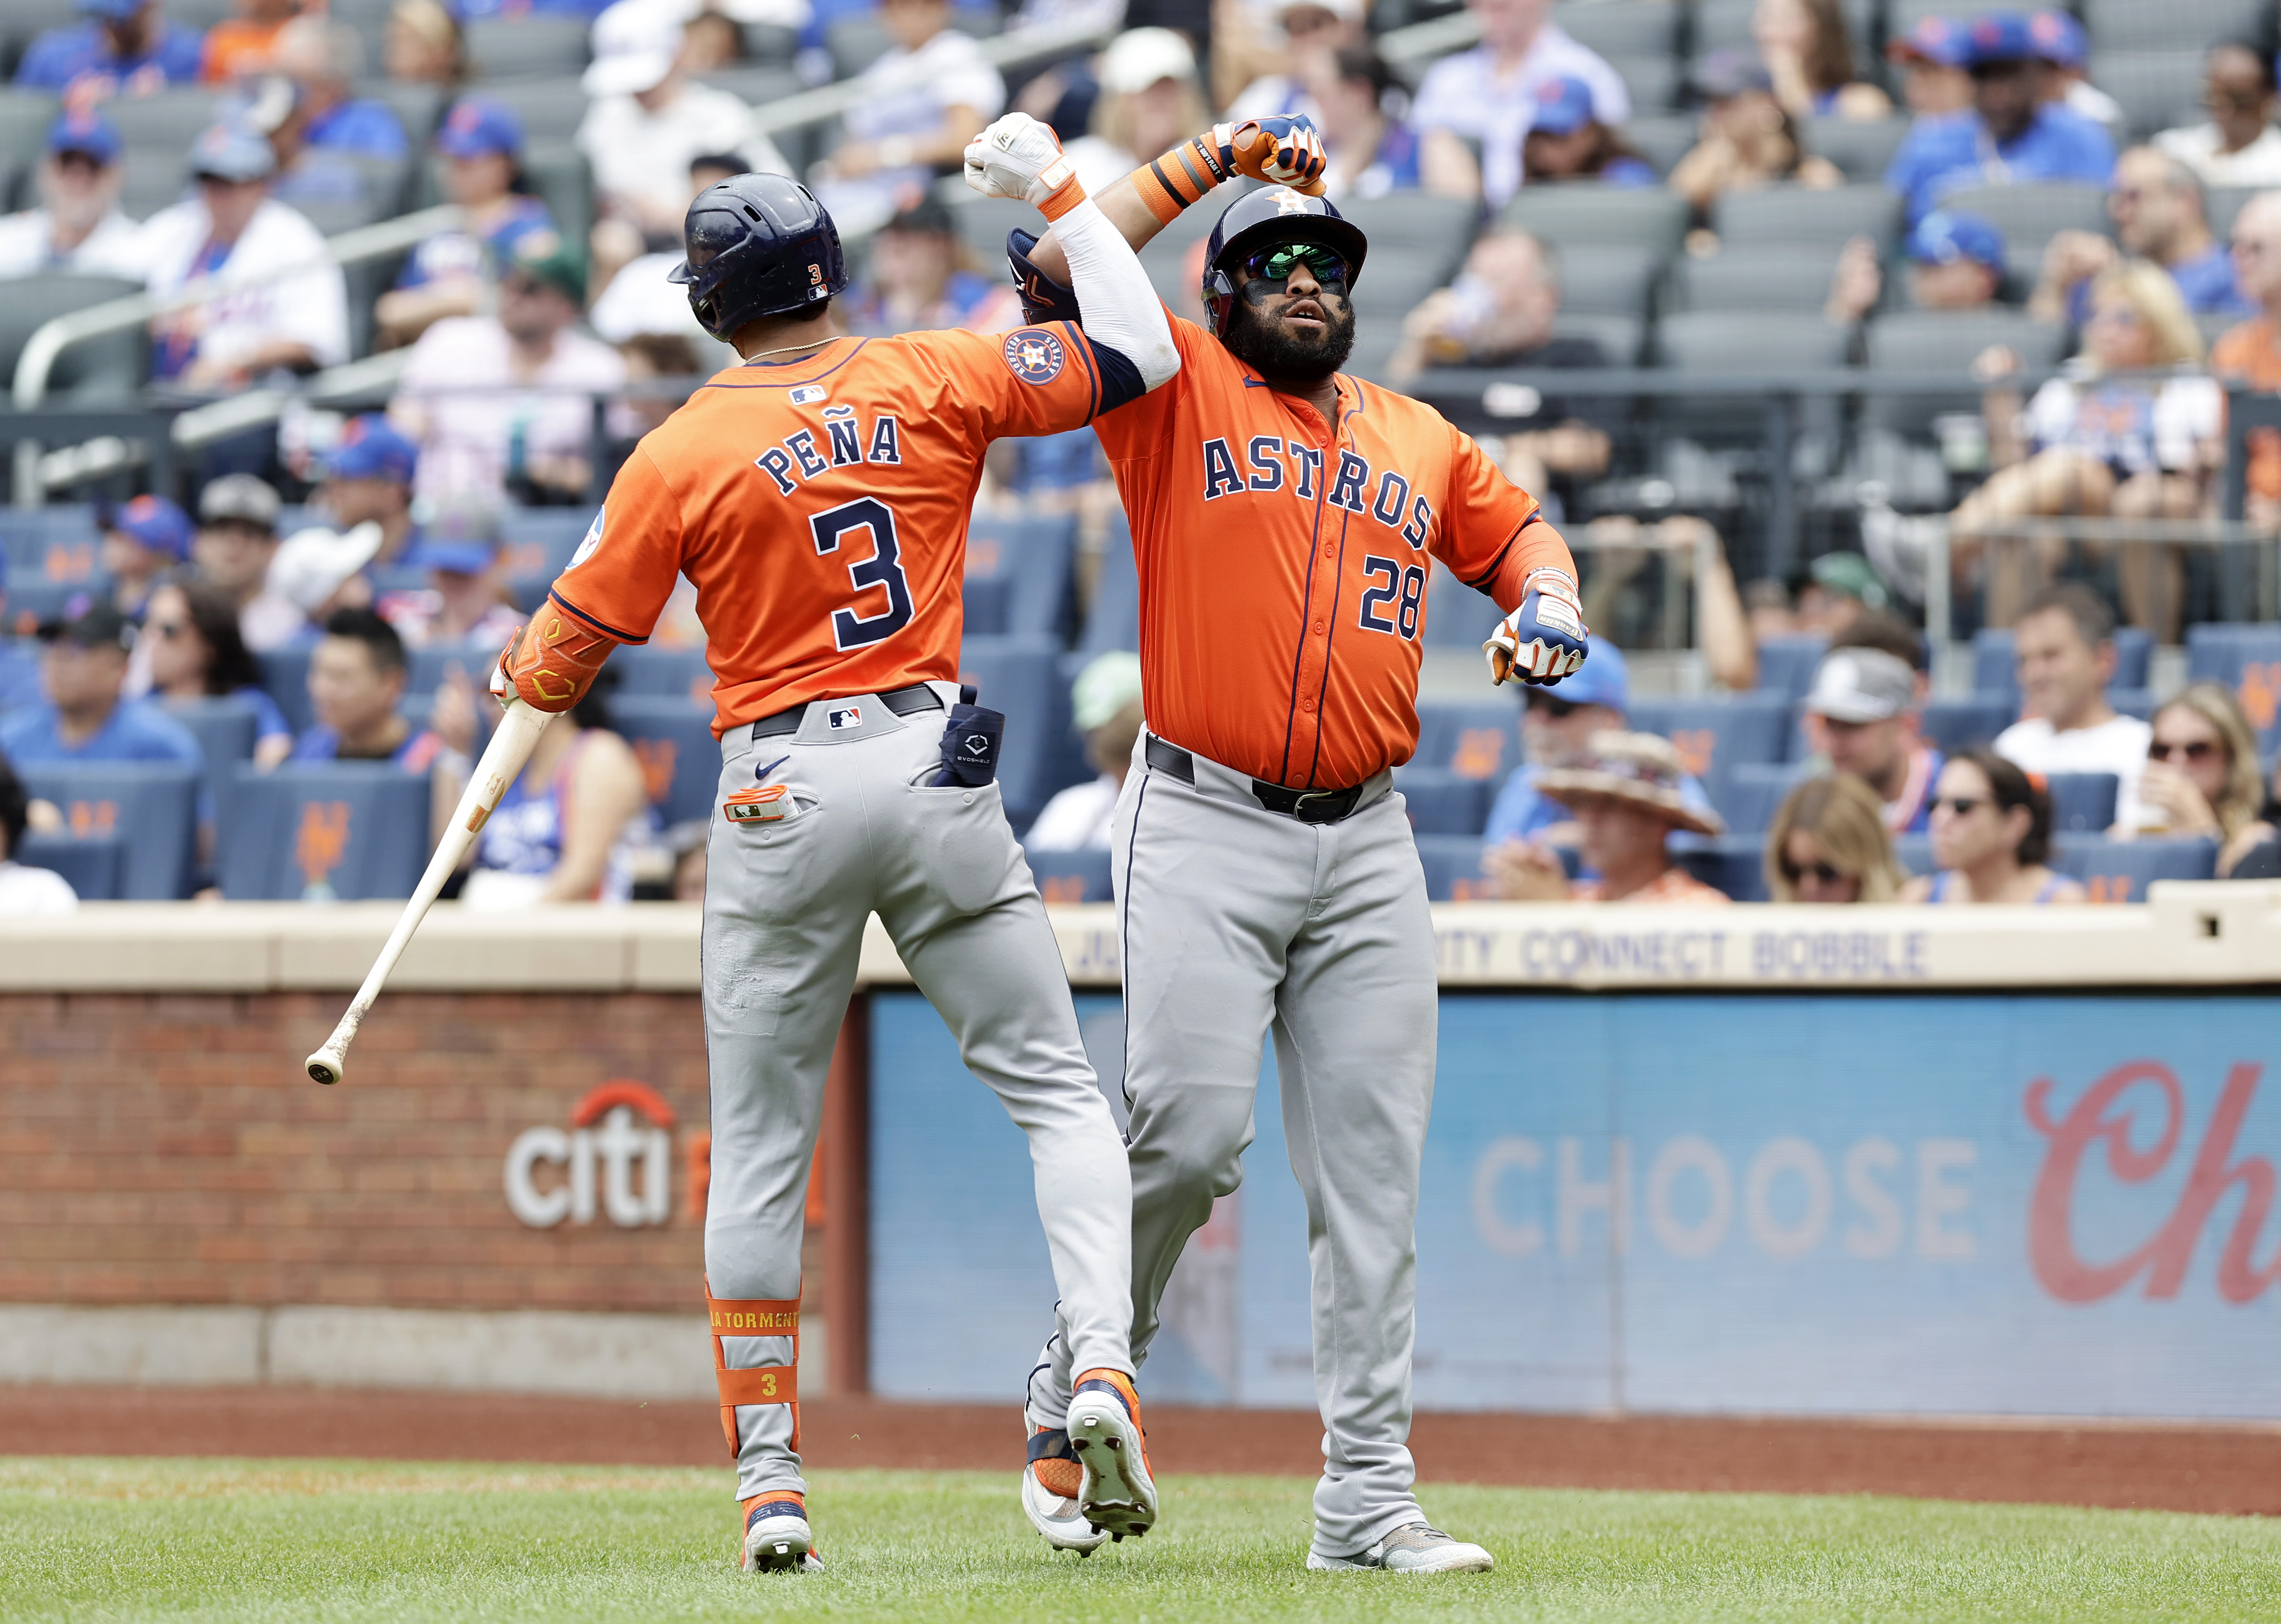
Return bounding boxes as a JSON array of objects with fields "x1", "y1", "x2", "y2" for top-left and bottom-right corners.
[
  {"x1": 496, "y1": 603, "x2": 620, "y2": 712},
  {"x1": 1007, "y1": 228, "x2": 1082, "y2": 327}
]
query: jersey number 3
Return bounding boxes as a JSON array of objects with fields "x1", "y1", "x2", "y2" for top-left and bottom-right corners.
[{"x1": 812, "y1": 497, "x2": 914, "y2": 650}]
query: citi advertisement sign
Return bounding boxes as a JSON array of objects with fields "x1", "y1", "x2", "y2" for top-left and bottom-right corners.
[{"x1": 504, "y1": 1081, "x2": 680, "y2": 1229}]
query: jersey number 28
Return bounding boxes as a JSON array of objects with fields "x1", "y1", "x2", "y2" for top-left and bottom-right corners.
[
  {"x1": 1358, "y1": 556, "x2": 1425, "y2": 641},
  {"x1": 812, "y1": 497, "x2": 914, "y2": 650}
]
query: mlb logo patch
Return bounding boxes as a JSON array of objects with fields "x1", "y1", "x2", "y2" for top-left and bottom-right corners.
[
  {"x1": 1002, "y1": 328, "x2": 1066, "y2": 386},
  {"x1": 789, "y1": 385, "x2": 827, "y2": 405},
  {"x1": 828, "y1": 705, "x2": 863, "y2": 729},
  {"x1": 723, "y1": 784, "x2": 791, "y2": 823}
]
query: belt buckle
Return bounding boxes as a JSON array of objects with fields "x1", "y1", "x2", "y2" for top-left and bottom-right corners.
[{"x1": 1289, "y1": 787, "x2": 1344, "y2": 824}]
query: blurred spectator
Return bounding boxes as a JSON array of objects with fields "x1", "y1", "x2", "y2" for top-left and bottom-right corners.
[
  {"x1": 1411, "y1": 0, "x2": 1630, "y2": 208},
  {"x1": 1826, "y1": 208, "x2": 2005, "y2": 325},
  {"x1": 309, "y1": 414, "x2": 422, "y2": 567},
  {"x1": 196, "y1": 474, "x2": 305, "y2": 651},
  {"x1": 0, "y1": 113, "x2": 143, "y2": 281},
  {"x1": 813, "y1": 0, "x2": 1002, "y2": 234},
  {"x1": 1300, "y1": 44, "x2": 1479, "y2": 202},
  {"x1": 144, "y1": 121, "x2": 350, "y2": 391},
  {"x1": 289, "y1": 607, "x2": 446, "y2": 769},
  {"x1": 99, "y1": 495, "x2": 194, "y2": 619},
  {"x1": 844, "y1": 195, "x2": 1021, "y2": 337},
  {"x1": 14, "y1": 0, "x2": 204, "y2": 97},
  {"x1": 2026, "y1": 10, "x2": 2120, "y2": 133},
  {"x1": 1754, "y1": 0, "x2": 1889, "y2": 123},
  {"x1": 1803, "y1": 646, "x2": 1940, "y2": 833},
  {"x1": 272, "y1": 18, "x2": 407, "y2": 158},
  {"x1": 0, "y1": 756, "x2": 78, "y2": 915},
  {"x1": 682, "y1": 8, "x2": 745, "y2": 72},
  {"x1": 201, "y1": 0, "x2": 299, "y2": 84},
  {"x1": 1994, "y1": 584, "x2": 2153, "y2": 830},
  {"x1": 0, "y1": 604, "x2": 204, "y2": 769},
  {"x1": 384, "y1": 0, "x2": 464, "y2": 85},
  {"x1": 1025, "y1": 652, "x2": 1143, "y2": 850},
  {"x1": 1489, "y1": 731, "x2": 1730, "y2": 903},
  {"x1": 614, "y1": 331, "x2": 706, "y2": 437},
  {"x1": 377, "y1": 498, "x2": 527, "y2": 649},
  {"x1": 589, "y1": 154, "x2": 745, "y2": 356},
  {"x1": 1223, "y1": 0, "x2": 1363, "y2": 120},
  {"x1": 1671, "y1": 52, "x2": 1840, "y2": 222},
  {"x1": 1521, "y1": 75, "x2": 1654, "y2": 188},
  {"x1": 668, "y1": 818, "x2": 708, "y2": 900},
  {"x1": 391, "y1": 233, "x2": 628, "y2": 507},
  {"x1": 2126, "y1": 684, "x2": 2270, "y2": 872},
  {"x1": 1765, "y1": 774, "x2": 1907, "y2": 902},
  {"x1": 459, "y1": 672, "x2": 650, "y2": 907},
  {"x1": 268, "y1": 520, "x2": 384, "y2": 632},
  {"x1": 1884, "y1": 16, "x2": 1972, "y2": 119},
  {"x1": 1885, "y1": 14, "x2": 2114, "y2": 225},
  {"x1": 376, "y1": 97, "x2": 559, "y2": 348},
  {"x1": 1799, "y1": 552, "x2": 1886, "y2": 635},
  {"x1": 2210, "y1": 191, "x2": 2281, "y2": 529},
  {"x1": 2029, "y1": 148, "x2": 2249, "y2": 325},
  {"x1": 1902, "y1": 745, "x2": 2083, "y2": 903},
  {"x1": 1961, "y1": 262, "x2": 2217, "y2": 633},
  {"x1": 2155, "y1": 43, "x2": 2281, "y2": 190},
  {"x1": 143, "y1": 578, "x2": 296, "y2": 767},
  {"x1": 1062, "y1": 28, "x2": 1205, "y2": 195}
]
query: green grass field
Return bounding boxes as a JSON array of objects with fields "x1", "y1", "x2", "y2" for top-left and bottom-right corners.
[{"x1": 4, "y1": 1458, "x2": 2278, "y2": 1623}]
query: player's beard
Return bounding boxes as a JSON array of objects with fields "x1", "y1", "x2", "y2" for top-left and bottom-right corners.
[{"x1": 1223, "y1": 293, "x2": 1357, "y2": 384}]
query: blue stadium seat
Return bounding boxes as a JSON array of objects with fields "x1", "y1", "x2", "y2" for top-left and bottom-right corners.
[
  {"x1": 1624, "y1": 695, "x2": 1792, "y2": 801},
  {"x1": 12, "y1": 831, "x2": 126, "y2": 901},
  {"x1": 1920, "y1": 696, "x2": 2015, "y2": 756},
  {"x1": 1973, "y1": 625, "x2": 2153, "y2": 709},
  {"x1": 1412, "y1": 701, "x2": 1522, "y2": 783},
  {"x1": 1024, "y1": 845, "x2": 1113, "y2": 905},
  {"x1": 1393, "y1": 767, "x2": 1494, "y2": 836},
  {"x1": 966, "y1": 515, "x2": 1077, "y2": 641},
  {"x1": 407, "y1": 642, "x2": 501, "y2": 696},
  {"x1": 1716, "y1": 761, "x2": 1806, "y2": 836},
  {"x1": 613, "y1": 645, "x2": 714, "y2": 703},
  {"x1": 1891, "y1": 832, "x2": 1935, "y2": 877},
  {"x1": 0, "y1": 639, "x2": 40, "y2": 712},
  {"x1": 2044, "y1": 772, "x2": 2118, "y2": 834},
  {"x1": 610, "y1": 697, "x2": 723, "y2": 827},
  {"x1": 219, "y1": 765, "x2": 431, "y2": 900},
  {"x1": 2185, "y1": 624, "x2": 2281, "y2": 751},
  {"x1": 1422, "y1": 560, "x2": 1502, "y2": 649},
  {"x1": 959, "y1": 635, "x2": 1077, "y2": 828},
  {"x1": 16, "y1": 763, "x2": 199, "y2": 898},
  {"x1": 1753, "y1": 634, "x2": 1829, "y2": 702},
  {"x1": 1677, "y1": 835, "x2": 1763, "y2": 901},
  {"x1": 3, "y1": 575, "x2": 98, "y2": 638},
  {"x1": 0, "y1": 519, "x2": 102, "y2": 587},
  {"x1": 258, "y1": 648, "x2": 316, "y2": 737},
  {"x1": 163, "y1": 696, "x2": 259, "y2": 823},
  {"x1": 2054, "y1": 835, "x2": 2217, "y2": 902},
  {"x1": 2109, "y1": 687, "x2": 2155, "y2": 721},
  {"x1": 1077, "y1": 516, "x2": 1139, "y2": 657},
  {"x1": 499, "y1": 507, "x2": 595, "y2": 605},
  {"x1": 1415, "y1": 834, "x2": 1493, "y2": 901}
]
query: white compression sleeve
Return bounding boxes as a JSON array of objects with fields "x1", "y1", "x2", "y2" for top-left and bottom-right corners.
[{"x1": 1052, "y1": 196, "x2": 1180, "y2": 392}]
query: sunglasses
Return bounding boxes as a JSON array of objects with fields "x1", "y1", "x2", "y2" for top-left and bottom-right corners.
[
  {"x1": 148, "y1": 619, "x2": 188, "y2": 639},
  {"x1": 2204, "y1": 89, "x2": 2268, "y2": 110},
  {"x1": 1526, "y1": 692, "x2": 1581, "y2": 718},
  {"x1": 1932, "y1": 796, "x2": 1985, "y2": 816},
  {"x1": 1779, "y1": 859, "x2": 1852, "y2": 886},
  {"x1": 2148, "y1": 740, "x2": 2217, "y2": 762},
  {"x1": 1240, "y1": 244, "x2": 1349, "y2": 294}
]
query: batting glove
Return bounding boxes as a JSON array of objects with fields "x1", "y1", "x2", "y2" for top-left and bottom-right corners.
[
  {"x1": 1226, "y1": 115, "x2": 1328, "y2": 195},
  {"x1": 964, "y1": 112, "x2": 1086, "y2": 219},
  {"x1": 1485, "y1": 569, "x2": 1589, "y2": 686}
]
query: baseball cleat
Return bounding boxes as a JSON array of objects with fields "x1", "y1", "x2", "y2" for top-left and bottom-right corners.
[
  {"x1": 740, "y1": 1493, "x2": 822, "y2": 1574},
  {"x1": 1307, "y1": 1522, "x2": 1494, "y2": 1574},
  {"x1": 1022, "y1": 1423, "x2": 1110, "y2": 1555},
  {"x1": 1064, "y1": 1368, "x2": 1157, "y2": 1542}
]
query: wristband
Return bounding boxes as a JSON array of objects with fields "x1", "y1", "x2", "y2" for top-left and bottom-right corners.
[
  {"x1": 1032, "y1": 154, "x2": 1086, "y2": 222},
  {"x1": 1133, "y1": 125, "x2": 1234, "y2": 224}
]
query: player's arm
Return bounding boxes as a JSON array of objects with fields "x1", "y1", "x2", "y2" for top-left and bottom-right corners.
[{"x1": 1436, "y1": 427, "x2": 1591, "y2": 688}]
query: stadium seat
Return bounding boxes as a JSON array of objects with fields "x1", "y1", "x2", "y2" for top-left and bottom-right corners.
[
  {"x1": 2109, "y1": 687, "x2": 2155, "y2": 721},
  {"x1": 828, "y1": 17, "x2": 898, "y2": 77},
  {"x1": 1713, "y1": 184, "x2": 1901, "y2": 250},
  {"x1": 435, "y1": 77, "x2": 588, "y2": 143},
  {"x1": 613, "y1": 645, "x2": 713, "y2": 704},
  {"x1": 405, "y1": 644, "x2": 495, "y2": 697},
  {"x1": 1690, "y1": 0, "x2": 1756, "y2": 51},
  {"x1": 257, "y1": 648, "x2": 316, "y2": 738},
  {"x1": 1753, "y1": 634, "x2": 1829, "y2": 702},
  {"x1": 11, "y1": 830, "x2": 124, "y2": 901},
  {"x1": 694, "y1": 66, "x2": 803, "y2": 106},
  {"x1": 1023, "y1": 845, "x2": 1113, "y2": 905},
  {"x1": 1888, "y1": 0, "x2": 2027, "y2": 34},
  {"x1": 0, "y1": 638, "x2": 38, "y2": 710},
  {"x1": 1933, "y1": 183, "x2": 2109, "y2": 257},
  {"x1": 3, "y1": 575, "x2": 97, "y2": 637},
  {"x1": 1972, "y1": 626, "x2": 2153, "y2": 708},
  {"x1": 465, "y1": 16, "x2": 589, "y2": 77},
  {"x1": 2045, "y1": 772, "x2": 2119, "y2": 835},
  {"x1": 1394, "y1": 767, "x2": 1494, "y2": 836},
  {"x1": 1338, "y1": 195, "x2": 1479, "y2": 289},
  {"x1": 364, "y1": 79, "x2": 444, "y2": 148},
  {"x1": 1413, "y1": 699, "x2": 1522, "y2": 779},
  {"x1": 0, "y1": 274, "x2": 144, "y2": 406},
  {"x1": 1891, "y1": 831, "x2": 1934, "y2": 876},
  {"x1": 1502, "y1": 185, "x2": 1690, "y2": 258},
  {"x1": 1421, "y1": 560, "x2": 1504, "y2": 650},
  {"x1": 959, "y1": 635, "x2": 1080, "y2": 828},
  {"x1": 0, "y1": 508, "x2": 99, "y2": 583},
  {"x1": 219, "y1": 764, "x2": 430, "y2": 901},
  {"x1": 2208, "y1": 186, "x2": 2257, "y2": 241},
  {"x1": 1677, "y1": 834, "x2": 1764, "y2": 901},
  {"x1": 1558, "y1": 243, "x2": 1662, "y2": 321},
  {"x1": 1415, "y1": 834, "x2": 1494, "y2": 901},
  {"x1": 1671, "y1": 243, "x2": 1849, "y2": 312},
  {"x1": 1555, "y1": 311, "x2": 1648, "y2": 366},
  {"x1": 1077, "y1": 516, "x2": 1139, "y2": 658},
  {"x1": 0, "y1": 92, "x2": 61, "y2": 168},
  {"x1": 17, "y1": 762, "x2": 199, "y2": 899},
  {"x1": 1622, "y1": 115, "x2": 1695, "y2": 178},
  {"x1": 2054, "y1": 835, "x2": 2217, "y2": 902},
  {"x1": 163, "y1": 696, "x2": 259, "y2": 823},
  {"x1": 1558, "y1": 0, "x2": 1682, "y2": 58},
  {"x1": 2091, "y1": 49, "x2": 2208, "y2": 139},
  {"x1": 1715, "y1": 761, "x2": 1806, "y2": 837},
  {"x1": 966, "y1": 514, "x2": 1077, "y2": 641},
  {"x1": 2084, "y1": 0, "x2": 2263, "y2": 47},
  {"x1": 2185, "y1": 624, "x2": 2281, "y2": 750},
  {"x1": 1803, "y1": 117, "x2": 1908, "y2": 184},
  {"x1": 1625, "y1": 694, "x2": 1792, "y2": 801},
  {"x1": 1652, "y1": 312, "x2": 1851, "y2": 372},
  {"x1": 104, "y1": 88, "x2": 222, "y2": 151},
  {"x1": 611, "y1": 696, "x2": 723, "y2": 827},
  {"x1": 1860, "y1": 311, "x2": 2066, "y2": 440},
  {"x1": 1920, "y1": 696, "x2": 2015, "y2": 755},
  {"x1": 950, "y1": 195, "x2": 1036, "y2": 265},
  {"x1": 1605, "y1": 53, "x2": 1683, "y2": 114}
]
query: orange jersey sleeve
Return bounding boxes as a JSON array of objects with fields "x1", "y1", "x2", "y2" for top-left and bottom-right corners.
[{"x1": 546, "y1": 329, "x2": 1103, "y2": 733}]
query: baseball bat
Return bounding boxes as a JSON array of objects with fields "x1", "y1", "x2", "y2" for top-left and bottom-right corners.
[{"x1": 304, "y1": 697, "x2": 556, "y2": 1085}]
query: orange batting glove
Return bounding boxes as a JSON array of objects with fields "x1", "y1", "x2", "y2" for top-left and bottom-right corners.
[
  {"x1": 493, "y1": 608, "x2": 620, "y2": 711},
  {"x1": 1227, "y1": 116, "x2": 1329, "y2": 196}
]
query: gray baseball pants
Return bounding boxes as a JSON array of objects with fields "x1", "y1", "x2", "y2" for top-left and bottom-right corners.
[
  {"x1": 704, "y1": 682, "x2": 1133, "y2": 1502},
  {"x1": 1027, "y1": 729, "x2": 1440, "y2": 1560}
]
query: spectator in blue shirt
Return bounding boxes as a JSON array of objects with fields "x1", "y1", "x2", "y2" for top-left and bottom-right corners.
[
  {"x1": 1521, "y1": 74, "x2": 1657, "y2": 189},
  {"x1": 309, "y1": 413, "x2": 422, "y2": 568},
  {"x1": 274, "y1": 18, "x2": 408, "y2": 159},
  {"x1": 1884, "y1": 12, "x2": 2114, "y2": 225},
  {"x1": 14, "y1": 0, "x2": 204, "y2": 98},
  {"x1": 2028, "y1": 146, "x2": 2251, "y2": 326},
  {"x1": 374, "y1": 96, "x2": 558, "y2": 348},
  {"x1": 289, "y1": 607, "x2": 449, "y2": 771},
  {"x1": 0, "y1": 604, "x2": 206, "y2": 771}
]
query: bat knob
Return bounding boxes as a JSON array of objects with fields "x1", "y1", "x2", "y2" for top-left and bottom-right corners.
[{"x1": 306, "y1": 1049, "x2": 344, "y2": 1086}]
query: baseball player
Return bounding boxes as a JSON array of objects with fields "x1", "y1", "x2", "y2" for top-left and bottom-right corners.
[
  {"x1": 995, "y1": 113, "x2": 1589, "y2": 1574},
  {"x1": 493, "y1": 147, "x2": 1191, "y2": 1574}
]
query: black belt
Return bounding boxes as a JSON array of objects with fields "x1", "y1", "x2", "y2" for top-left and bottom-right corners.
[
  {"x1": 749, "y1": 682, "x2": 941, "y2": 739},
  {"x1": 1143, "y1": 735, "x2": 1369, "y2": 825}
]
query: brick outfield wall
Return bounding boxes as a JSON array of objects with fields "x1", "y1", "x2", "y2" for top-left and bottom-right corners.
[{"x1": 0, "y1": 992, "x2": 734, "y2": 1314}]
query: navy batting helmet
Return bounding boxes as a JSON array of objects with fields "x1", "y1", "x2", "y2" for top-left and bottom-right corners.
[
  {"x1": 669, "y1": 173, "x2": 849, "y2": 342},
  {"x1": 1201, "y1": 185, "x2": 1368, "y2": 338}
]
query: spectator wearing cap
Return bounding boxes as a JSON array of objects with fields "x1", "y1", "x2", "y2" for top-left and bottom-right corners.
[
  {"x1": 194, "y1": 474, "x2": 305, "y2": 651},
  {"x1": 1059, "y1": 29, "x2": 1208, "y2": 196},
  {"x1": 143, "y1": 120, "x2": 349, "y2": 392},
  {"x1": 1490, "y1": 732, "x2": 1732, "y2": 904},
  {"x1": 1994, "y1": 583, "x2": 2155, "y2": 832},
  {"x1": 1884, "y1": 13, "x2": 2114, "y2": 226},
  {"x1": 588, "y1": 153, "x2": 745, "y2": 358},
  {"x1": 1765, "y1": 774, "x2": 1908, "y2": 903},
  {"x1": 98, "y1": 495, "x2": 195, "y2": 619},
  {"x1": 813, "y1": 0, "x2": 1004, "y2": 234},
  {"x1": 377, "y1": 498, "x2": 527, "y2": 649},
  {"x1": 1223, "y1": 0, "x2": 1364, "y2": 123},
  {"x1": 2025, "y1": 10, "x2": 2121, "y2": 134},
  {"x1": 376, "y1": 96, "x2": 560, "y2": 348},
  {"x1": 2210, "y1": 192, "x2": 2281, "y2": 528},
  {"x1": 309, "y1": 414, "x2": 422, "y2": 567},
  {"x1": 267, "y1": 520, "x2": 385, "y2": 637},
  {"x1": 1297, "y1": 44, "x2": 1479, "y2": 203},
  {"x1": 0, "y1": 112, "x2": 143, "y2": 280},
  {"x1": 1024, "y1": 652, "x2": 1144, "y2": 850},
  {"x1": 200, "y1": 0, "x2": 300, "y2": 85},
  {"x1": 1885, "y1": 16, "x2": 1972, "y2": 120},
  {"x1": 1826, "y1": 208, "x2": 2005, "y2": 324},
  {"x1": 0, "y1": 604, "x2": 205, "y2": 771},
  {"x1": 844, "y1": 195, "x2": 1022, "y2": 338},
  {"x1": 1411, "y1": 0, "x2": 1630, "y2": 208},
  {"x1": 1671, "y1": 51, "x2": 1841, "y2": 221},
  {"x1": 1521, "y1": 74, "x2": 1655, "y2": 188},
  {"x1": 2156, "y1": 44, "x2": 2281, "y2": 191},
  {"x1": 143, "y1": 577, "x2": 296, "y2": 767},
  {"x1": 1752, "y1": 0, "x2": 1890, "y2": 124},
  {"x1": 13, "y1": 0, "x2": 204, "y2": 98},
  {"x1": 1803, "y1": 646, "x2": 1942, "y2": 833},
  {"x1": 391, "y1": 233, "x2": 628, "y2": 507},
  {"x1": 0, "y1": 756, "x2": 79, "y2": 916},
  {"x1": 2030, "y1": 147, "x2": 2251, "y2": 326},
  {"x1": 1902, "y1": 745, "x2": 2084, "y2": 904}
]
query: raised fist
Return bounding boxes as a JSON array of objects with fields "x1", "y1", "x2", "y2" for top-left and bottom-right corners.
[
  {"x1": 1485, "y1": 569, "x2": 1589, "y2": 686},
  {"x1": 964, "y1": 112, "x2": 1082, "y2": 212},
  {"x1": 1227, "y1": 116, "x2": 1329, "y2": 195}
]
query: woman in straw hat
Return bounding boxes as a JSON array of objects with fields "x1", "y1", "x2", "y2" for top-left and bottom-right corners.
[{"x1": 1491, "y1": 731, "x2": 1731, "y2": 903}]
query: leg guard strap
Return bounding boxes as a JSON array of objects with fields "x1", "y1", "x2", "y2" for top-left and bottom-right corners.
[{"x1": 707, "y1": 1282, "x2": 800, "y2": 1457}]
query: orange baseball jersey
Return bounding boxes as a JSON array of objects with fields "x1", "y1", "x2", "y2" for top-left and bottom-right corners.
[
  {"x1": 1092, "y1": 314, "x2": 1575, "y2": 790},
  {"x1": 547, "y1": 327, "x2": 1115, "y2": 734}
]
